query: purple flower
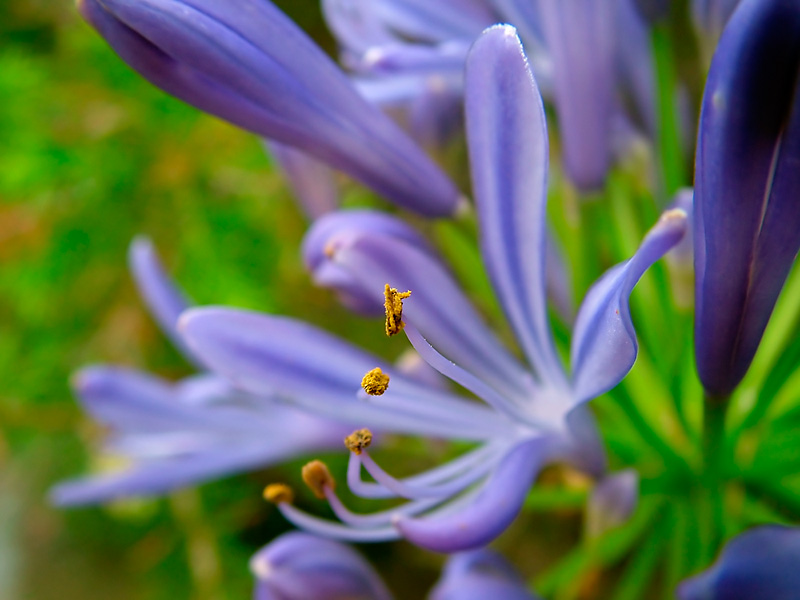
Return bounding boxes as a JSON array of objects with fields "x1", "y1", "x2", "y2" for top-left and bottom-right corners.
[
  {"x1": 77, "y1": 0, "x2": 461, "y2": 217},
  {"x1": 178, "y1": 26, "x2": 687, "y2": 552},
  {"x1": 326, "y1": 0, "x2": 656, "y2": 189},
  {"x1": 693, "y1": 0, "x2": 800, "y2": 397},
  {"x1": 429, "y1": 549, "x2": 540, "y2": 600},
  {"x1": 250, "y1": 532, "x2": 392, "y2": 600},
  {"x1": 50, "y1": 238, "x2": 349, "y2": 505},
  {"x1": 250, "y1": 534, "x2": 537, "y2": 600},
  {"x1": 677, "y1": 526, "x2": 800, "y2": 600}
]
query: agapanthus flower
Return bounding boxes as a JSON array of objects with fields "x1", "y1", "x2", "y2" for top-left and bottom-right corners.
[
  {"x1": 250, "y1": 533, "x2": 537, "y2": 599},
  {"x1": 50, "y1": 238, "x2": 350, "y2": 504},
  {"x1": 177, "y1": 25, "x2": 687, "y2": 552},
  {"x1": 677, "y1": 526, "x2": 800, "y2": 600},
  {"x1": 694, "y1": 0, "x2": 800, "y2": 397},
  {"x1": 325, "y1": 0, "x2": 657, "y2": 189},
  {"x1": 77, "y1": 0, "x2": 461, "y2": 217}
]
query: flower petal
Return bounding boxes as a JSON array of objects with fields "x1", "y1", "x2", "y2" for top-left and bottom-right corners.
[
  {"x1": 465, "y1": 25, "x2": 565, "y2": 388},
  {"x1": 431, "y1": 549, "x2": 540, "y2": 600},
  {"x1": 250, "y1": 532, "x2": 392, "y2": 600},
  {"x1": 571, "y1": 208, "x2": 688, "y2": 403},
  {"x1": 128, "y1": 236, "x2": 199, "y2": 364},
  {"x1": 266, "y1": 141, "x2": 339, "y2": 220},
  {"x1": 537, "y1": 0, "x2": 615, "y2": 190},
  {"x1": 394, "y1": 437, "x2": 550, "y2": 552},
  {"x1": 80, "y1": 0, "x2": 460, "y2": 216}
]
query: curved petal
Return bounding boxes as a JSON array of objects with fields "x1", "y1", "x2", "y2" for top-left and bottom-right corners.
[
  {"x1": 678, "y1": 525, "x2": 800, "y2": 600},
  {"x1": 394, "y1": 437, "x2": 550, "y2": 552},
  {"x1": 250, "y1": 532, "x2": 392, "y2": 600},
  {"x1": 322, "y1": 0, "x2": 395, "y2": 55},
  {"x1": 80, "y1": 0, "x2": 460, "y2": 216},
  {"x1": 570, "y1": 208, "x2": 688, "y2": 403},
  {"x1": 431, "y1": 549, "x2": 539, "y2": 600},
  {"x1": 694, "y1": 0, "x2": 800, "y2": 396},
  {"x1": 376, "y1": 0, "x2": 496, "y2": 42},
  {"x1": 128, "y1": 236, "x2": 199, "y2": 365},
  {"x1": 465, "y1": 25, "x2": 565, "y2": 388},
  {"x1": 328, "y1": 232, "x2": 536, "y2": 401}
]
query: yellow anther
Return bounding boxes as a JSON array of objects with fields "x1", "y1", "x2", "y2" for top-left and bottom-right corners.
[
  {"x1": 344, "y1": 428, "x2": 373, "y2": 455},
  {"x1": 361, "y1": 367, "x2": 390, "y2": 396},
  {"x1": 263, "y1": 483, "x2": 294, "y2": 505},
  {"x1": 302, "y1": 460, "x2": 335, "y2": 499},
  {"x1": 384, "y1": 284, "x2": 411, "y2": 336}
]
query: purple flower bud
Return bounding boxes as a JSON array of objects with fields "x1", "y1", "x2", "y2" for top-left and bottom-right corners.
[
  {"x1": 694, "y1": 0, "x2": 800, "y2": 396},
  {"x1": 430, "y1": 549, "x2": 540, "y2": 600},
  {"x1": 250, "y1": 532, "x2": 392, "y2": 600},
  {"x1": 678, "y1": 526, "x2": 800, "y2": 600},
  {"x1": 78, "y1": 0, "x2": 461, "y2": 217}
]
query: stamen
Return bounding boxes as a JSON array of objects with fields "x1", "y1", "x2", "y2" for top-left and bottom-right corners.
[
  {"x1": 263, "y1": 483, "x2": 294, "y2": 505},
  {"x1": 384, "y1": 284, "x2": 411, "y2": 336},
  {"x1": 361, "y1": 368, "x2": 390, "y2": 396},
  {"x1": 302, "y1": 460, "x2": 335, "y2": 499},
  {"x1": 344, "y1": 428, "x2": 373, "y2": 455}
]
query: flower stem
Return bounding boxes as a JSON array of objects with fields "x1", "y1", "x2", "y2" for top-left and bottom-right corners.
[{"x1": 702, "y1": 394, "x2": 728, "y2": 557}]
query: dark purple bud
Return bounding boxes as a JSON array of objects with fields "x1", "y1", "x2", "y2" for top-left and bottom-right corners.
[
  {"x1": 78, "y1": 0, "x2": 461, "y2": 217},
  {"x1": 694, "y1": 0, "x2": 800, "y2": 396},
  {"x1": 678, "y1": 526, "x2": 800, "y2": 600}
]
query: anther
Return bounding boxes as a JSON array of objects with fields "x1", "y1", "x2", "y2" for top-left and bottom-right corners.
[
  {"x1": 384, "y1": 284, "x2": 411, "y2": 336},
  {"x1": 361, "y1": 367, "x2": 390, "y2": 396},
  {"x1": 302, "y1": 460, "x2": 335, "y2": 499},
  {"x1": 263, "y1": 483, "x2": 294, "y2": 505},
  {"x1": 344, "y1": 428, "x2": 373, "y2": 455}
]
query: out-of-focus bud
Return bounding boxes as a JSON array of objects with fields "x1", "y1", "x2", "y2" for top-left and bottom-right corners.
[
  {"x1": 430, "y1": 549, "x2": 541, "y2": 600},
  {"x1": 694, "y1": 0, "x2": 800, "y2": 397},
  {"x1": 678, "y1": 525, "x2": 800, "y2": 600},
  {"x1": 250, "y1": 532, "x2": 392, "y2": 600},
  {"x1": 585, "y1": 469, "x2": 639, "y2": 540}
]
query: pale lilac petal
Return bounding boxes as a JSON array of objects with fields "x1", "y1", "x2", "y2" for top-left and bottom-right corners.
[
  {"x1": 128, "y1": 236, "x2": 199, "y2": 364},
  {"x1": 431, "y1": 549, "x2": 540, "y2": 600},
  {"x1": 464, "y1": 25, "x2": 565, "y2": 388},
  {"x1": 80, "y1": 0, "x2": 460, "y2": 216},
  {"x1": 250, "y1": 533, "x2": 392, "y2": 600},
  {"x1": 376, "y1": 0, "x2": 497, "y2": 42},
  {"x1": 394, "y1": 437, "x2": 550, "y2": 552},
  {"x1": 359, "y1": 42, "x2": 469, "y2": 75},
  {"x1": 571, "y1": 208, "x2": 688, "y2": 403},
  {"x1": 537, "y1": 0, "x2": 615, "y2": 190},
  {"x1": 266, "y1": 141, "x2": 339, "y2": 220},
  {"x1": 302, "y1": 210, "x2": 434, "y2": 316},
  {"x1": 329, "y1": 233, "x2": 536, "y2": 402},
  {"x1": 179, "y1": 307, "x2": 506, "y2": 438},
  {"x1": 322, "y1": 0, "x2": 395, "y2": 54},
  {"x1": 615, "y1": 0, "x2": 657, "y2": 136}
]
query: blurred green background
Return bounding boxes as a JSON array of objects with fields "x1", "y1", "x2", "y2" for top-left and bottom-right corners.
[{"x1": 0, "y1": 2, "x2": 432, "y2": 598}]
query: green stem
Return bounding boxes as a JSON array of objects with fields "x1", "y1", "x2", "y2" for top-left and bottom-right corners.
[{"x1": 702, "y1": 394, "x2": 728, "y2": 557}]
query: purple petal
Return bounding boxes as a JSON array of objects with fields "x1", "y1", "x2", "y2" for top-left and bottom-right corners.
[
  {"x1": 571, "y1": 208, "x2": 687, "y2": 403},
  {"x1": 394, "y1": 437, "x2": 550, "y2": 552},
  {"x1": 537, "y1": 0, "x2": 615, "y2": 190},
  {"x1": 615, "y1": 0, "x2": 657, "y2": 136},
  {"x1": 694, "y1": 0, "x2": 800, "y2": 396},
  {"x1": 79, "y1": 0, "x2": 460, "y2": 216},
  {"x1": 251, "y1": 532, "x2": 392, "y2": 600},
  {"x1": 692, "y1": 0, "x2": 742, "y2": 40},
  {"x1": 322, "y1": 0, "x2": 395, "y2": 54},
  {"x1": 376, "y1": 0, "x2": 496, "y2": 42},
  {"x1": 266, "y1": 141, "x2": 339, "y2": 220},
  {"x1": 128, "y1": 236, "x2": 199, "y2": 365},
  {"x1": 302, "y1": 210, "x2": 434, "y2": 316},
  {"x1": 677, "y1": 526, "x2": 800, "y2": 600},
  {"x1": 325, "y1": 230, "x2": 537, "y2": 402},
  {"x1": 431, "y1": 549, "x2": 540, "y2": 600},
  {"x1": 465, "y1": 25, "x2": 565, "y2": 388}
]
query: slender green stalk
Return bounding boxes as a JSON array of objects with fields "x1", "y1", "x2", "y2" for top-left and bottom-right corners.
[{"x1": 702, "y1": 394, "x2": 729, "y2": 556}]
